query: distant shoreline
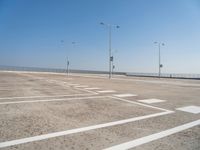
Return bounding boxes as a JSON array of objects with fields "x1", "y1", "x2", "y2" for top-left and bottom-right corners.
[{"x1": 0, "y1": 65, "x2": 200, "y2": 80}]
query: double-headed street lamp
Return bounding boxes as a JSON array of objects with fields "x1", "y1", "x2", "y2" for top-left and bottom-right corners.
[
  {"x1": 61, "y1": 40, "x2": 69, "y2": 76},
  {"x1": 154, "y1": 42, "x2": 165, "y2": 77},
  {"x1": 66, "y1": 57, "x2": 69, "y2": 76},
  {"x1": 111, "y1": 50, "x2": 117, "y2": 76},
  {"x1": 67, "y1": 41, "x2": 77, "y2": 76},
  {"x1": 61, "y1": 40, "x2": 77, "y2": 77},
  {"x1": 100, "y1": 22, "x2": 120, "y2": 79}
]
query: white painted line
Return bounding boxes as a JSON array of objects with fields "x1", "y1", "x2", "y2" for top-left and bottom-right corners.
[
  {"x1": 65, "y1": 78, "x2": 73, "y2": 80},
  {"x1": 97, "y1": 90, "x2": 116, "y2": 93},
  {"x1": 74, "y1": 87, "x2": 98, "y2": 95},
  {"x1": 0, "y1": 93, "x2": 98, "y2": 101},
  {"x1": 114, "y1": 94, "x2": 137, "y2": 98},
  {"x1": 0, "y1": 95, "x2": 104, "y2": 105},
  {"x1": 0, "y1": 111, "x2": 173, "y2": 148},
  {"x1": 74, "y1": 85, "x2": 89, "y2": 88},
  {"x1": 138, "y1": 99, "x2": 166, "y2": 104},
  {"x1": 176, "y1": 106, "x2": 200, "y2": 114},
  {"x1": 110, "y1": 96, "x2": 172, "y2": 112},
  {"x1": 85, "y1": 87, "x2": 101, "y2": 90},
  {"x1": 104, "y1": 119, "x2": 200, "y2": 150},
  {"x1": 0, "y1": 89, "x2": 13, "y2": 91},
  {"x1": 68, "y1": 83, "x2": 80, "y2": 86}
]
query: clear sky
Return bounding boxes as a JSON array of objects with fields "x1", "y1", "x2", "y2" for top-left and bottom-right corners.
[{"x1": 0, "y1": 0, "x2": 200, "y2": 74}]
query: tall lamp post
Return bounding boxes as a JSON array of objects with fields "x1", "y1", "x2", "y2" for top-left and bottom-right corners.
[
  {"x1": 69, "y1": 41, "x2": 77, "y2": 76},
  {"x1": 111, "y1": 50, "x2": 117, "y2": 76},
  {"x1": 154, "y1": 42, "x2": 165, "y2": 77},
  {"x1": 100, "y1": 22, "x2": 120, "y2": 79},
  {"x1": 61, "y1": 40, "x2": 69, "y2": 76},
  {"x1": 60, "y1": 40, "x2": 77, "y2": 77},
  {"x1": 66, "y1": 57, "x2": 69, "y2": 76}
]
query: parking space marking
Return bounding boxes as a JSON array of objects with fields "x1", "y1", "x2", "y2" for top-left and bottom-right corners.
[
  {"x1": 176, "y1": 106, "x2": 200, "y2": 114},
  {"x1": 74, "y1": 85, "x2": 89, "y2": 88},
  {"x1": 74, "y1": 87, "x2": 98, "y2": 94},
  {"x1": 0, "y1": 96, "x2": 105, "y2": 105},
  {"x1": 85, "y1": 87, "x2": 101, "y2": 90},
  {"x1": 0, "y1": 111, "x2": 173, "y2": 148},
  {"x1": 0, "y1": 92, "x2": 99, "y2": 101},
  {"x1": 104, "y1": 119, "x2": 200, "y2": 150},
  {"x1": 114, "y1": 94, "x2": 137, "y2": 97},
  {"x1": 68, "y1": 83, "x2": 80, "y2": 86},
  {"x1": 97, "y1": 90, "x2": 116, "y2": 93},
  {"x1": 1, "y1": 73, "x2": 98, "y2": 98},
  {"x1": 110, "y1": 96, "x2": 172, "y2": 112},
  {"x1": 138, "y1": 99, "x2": 166, "y2": 104}
]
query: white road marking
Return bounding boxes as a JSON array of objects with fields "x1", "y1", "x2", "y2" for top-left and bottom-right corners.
[
  {"x1": 74, "y1": 87, "x2": 98, "y2": 94},
  {"x1": 104, "y1": 119, "x2": 200, "y2": 150},
  {"x1": 64, "y1": 78, "x2": 73, "y2": 80},
  {"x1": 176, "y1": 106, "x2": 200, "y2": 114},
  {"x1": 0, "y1": 95, "x2": 104, "y2": 105},
  {"x1": 110, "y1": 96, "x2": 171, "y2": 112},
  {"x1": 0, "y1": 93, "x2": 98, "y2": 100},
  {"x1": 85, "y1": 87, "x2": 101, "y2": 90},
  {"x1": 138, "y1": 99, "x2": 166, "y2": 104},
  {"x1": 74, "y1": 85, "x2": 89, "y2": 88},
  {"x1": 16, "y1": 74, "x2": 98, "y2": 97},
  {"x1": 0, "y1": 111, "x2": 173, "y2": 148},
  {"x1": 114, "y1": 94, "x2": 137, "y2": 97},
  {"x1": 0, "y1": 89, "x2": 13, "y2": 91},
  {"x1": 97, "y1": 90, "x2": 116, "y2": 93},
  {"x1": 68, "y1": 83, "x2": 80, "y2": 86}
]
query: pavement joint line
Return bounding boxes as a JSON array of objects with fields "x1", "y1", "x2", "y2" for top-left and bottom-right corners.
[
  {"x1": 110, "y1": 96, "x2": 173, "y2": 112},
  {"x1": 0, "y1": 111, "x2": 174, "y2": 148},
  {"x1": 0, "y1": 95, "x2": 105, "y2": 105},
  {"x1": 104, "y1": 119, "x2": 200, "y2": 150}
]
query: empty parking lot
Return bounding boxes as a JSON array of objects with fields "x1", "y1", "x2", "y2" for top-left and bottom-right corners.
[{"x1": 0, "y1": 71, "x2": 199, "y2": 150}]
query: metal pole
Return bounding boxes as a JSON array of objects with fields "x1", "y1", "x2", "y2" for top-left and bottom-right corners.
[
  {"x1": 67, "y1": 57, "x2": 69, "y2": 77},
  {"x1": 109, "y1": 25, "x2": 112, "y2": 79},
  {"x1": 100, "y1": 22, "x2": 119, "y2": 79},
  {"x1": 111, "y1": 57, "x2": 113, "y2": 75},
  {"x1": 159, "y1": 43, "x2": 161, "y2": 77}
]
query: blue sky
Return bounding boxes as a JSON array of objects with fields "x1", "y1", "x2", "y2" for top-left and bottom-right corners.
[{"x1": 0, "y1": 0, "x2": 200, "y2": 73}]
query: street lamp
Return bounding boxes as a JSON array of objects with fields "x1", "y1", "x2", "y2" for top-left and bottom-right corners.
[
  {"x1": 60, "y1": 40, "x2": 69, "y2": 76},
  {"x1": 68, "y1": 41, "x2": 77, "y2": 76},
  {"x1": 154, "y1": 42, "x2": 165, "y2": 77},
  {"x1": 60, "y1": 40, "x2": 77, "y2": 77},
  {"x1": 100, "y1": 22, "x2": 120, "y2": 79},
  {"x1": 66, "y1": 57, "x2": 69, "y2": 76},
  {"x1": 111, "y1": 50, "x2": 118, "y2": 76}
]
